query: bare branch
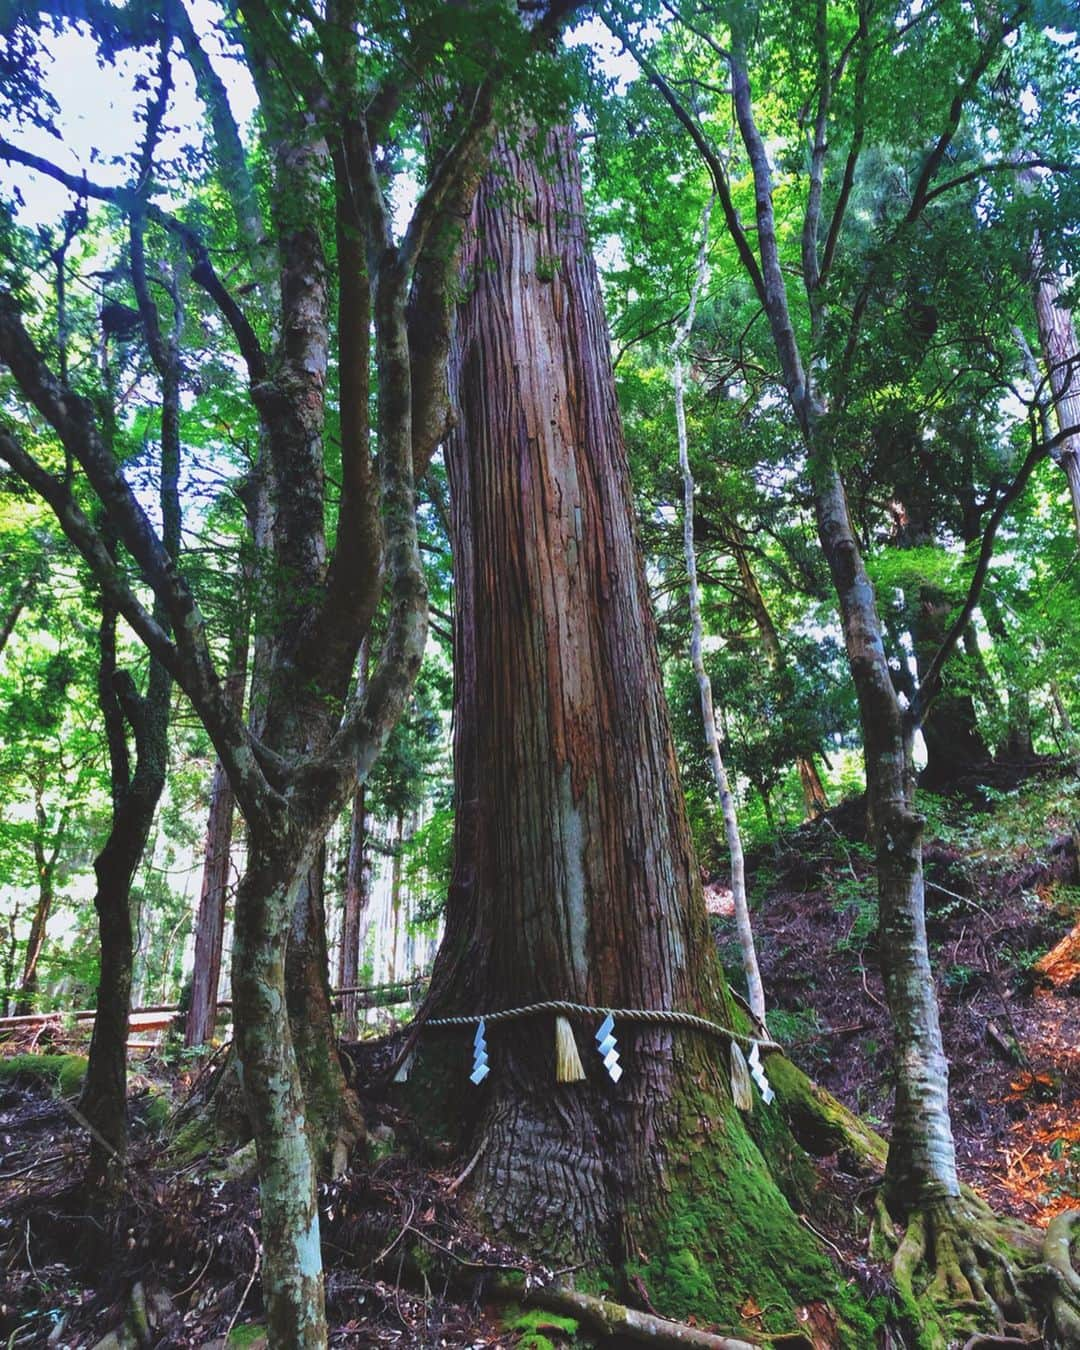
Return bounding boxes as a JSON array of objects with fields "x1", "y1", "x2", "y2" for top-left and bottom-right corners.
[
  {"x1": 602, "y1": 14, "x2": 768, "y2": 311},
  {"x1": 820, "y1": 0, "x2": 870, "y2": 287},
  {"x1": 0, "y1": 139, "x2": 267, "y2": 382}
]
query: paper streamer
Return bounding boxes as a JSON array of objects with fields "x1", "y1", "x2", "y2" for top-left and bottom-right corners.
[
  {"x1": 595, "y1": 1012, "x2": 623, "y2": 1083},
  {"x1": 470, "y1": 1018, "x2": 490, "y2": 1084},
  {"x1": 747, "y1": 1041, "x2": 774, "y2": 1105}
]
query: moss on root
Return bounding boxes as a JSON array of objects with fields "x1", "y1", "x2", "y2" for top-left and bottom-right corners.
[
  {"x1": 617, "y1": 1079, "x2": 884, "y2": 1347},
  {"x1": 502, "y1": 1304, "x2": 580, "y2": 1349},
  {"x1": 765, "y1": 1053, "x2": 888, "y2": 1173},
  {"x1": 871, "y1": 1190, "x2": 1049, "y2": 1349},
  {"x1": 0, "y1": 1052, "x2": 88, "y2": 1097}
]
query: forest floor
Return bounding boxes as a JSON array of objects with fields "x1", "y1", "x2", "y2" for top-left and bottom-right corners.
[
  {"x1": 736, "y1": 761, "x2": 1080, "y2": 1231},
  {"x1": 0, "y1": 763, "x2": 1077, "y2": 1348}
]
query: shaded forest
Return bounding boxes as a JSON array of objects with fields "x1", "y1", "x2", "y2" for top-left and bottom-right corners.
[{"x1": 0, "y1": 0, "x2": 1078, "y2": 1346}]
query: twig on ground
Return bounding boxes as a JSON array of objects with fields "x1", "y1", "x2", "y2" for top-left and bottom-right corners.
[
  {"x1": 175, "y1": 1244, "x2": 216, "y2": 1300},
  {"x1": 799, "y1": 1213, "x2": 846, "y2": 1262},
  {"x1": 857, "y1": 953, "x2": 889, "y2": 1013},
  {"x1": 447, "y1": 1129, "x2": 489, "y2": 1197},
  {"x1": 222, "y1": 1224, "x2": 261, "y2": 1341}
]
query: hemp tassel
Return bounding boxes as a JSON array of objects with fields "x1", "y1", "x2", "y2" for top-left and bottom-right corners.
[
  {"x1": 554, "y1": 1015, "x2": 586, "y2": 1082},
  {"x1": 729, "y1": 1042, "x2": 753, "y2": 1112}
]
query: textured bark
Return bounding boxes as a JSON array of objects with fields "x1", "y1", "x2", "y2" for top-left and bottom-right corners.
[
  {"x1": 424, "y1": 129, "x2": 833, "y2": 1322},
  {"x1": 186, "y1": 607, "x2": 249, "y2": 1047},
  {"x1": 232, "y1": 831, "x2": 327, "y2": 1347},
  {"x1": 286, "y1": 845, "x2": 364, "y2": 1174}
]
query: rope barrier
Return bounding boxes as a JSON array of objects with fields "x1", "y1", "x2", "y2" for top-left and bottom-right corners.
[{"x1": 424, "y1": 999, "x2": 782, "y2": 1054}]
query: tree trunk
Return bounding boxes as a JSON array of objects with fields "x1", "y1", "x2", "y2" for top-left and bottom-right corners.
[
  {"x1": 338, "y1": 783, "x2": 369, "y2": 1040},
  {"x1": 285, "y1": 844, "x2": 364, "y2": 1175},
  {"x1": 15, "y1": 797, "x2": 58, "y2": 1014},
  {"x1": 672, "y1": 201, "x2": 764, "y2": 1024},
  {"x1": 388, "y1": 812, "x2": 405, "y2": 983},
  {"x1": 813, "y1": 463, "x2": 960, "y2": 1212},
  {"x1": 80, "y1": 234, "x2": 180, "y2": 1181},
  {"x1": 186, "y1": 605, "x2": 250, "y2": 1047},
  {"x1": 728, "y1": 523, "x2": 829, "y2": 818},
  {"x1": 233, "y1": 829, "x2": 327, "y2": 1348},
  {"x1": 0, "y1": 565, "x2": 39, "y2": 661},
  {"x1": 909, "y1": 583, "x2": 990, "y2": 790},
  {"x1": 422, "y1": 126, "x2": 842, "y2": 1326},
  {"x1": 81, "y1": 755, "x2": 164, "y2": 1173},
  {"x1": 3, "y1": 902, "x2": 20, "y2": 1016},
  {"x1": 1033, "y1": 270, "x2": 1080, "y2": 545}
]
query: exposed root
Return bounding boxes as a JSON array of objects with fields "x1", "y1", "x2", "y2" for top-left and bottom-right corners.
[
  {"x1": 872, "y1": 1193, "x2": 1043, "y2": 1348},
  {"x1": 766, "y1": 1053, "x2": 888, "y2": 1173},
  {"x1": 488, "y1": 1279, "x2": 812, "y2": 1349},
  {"x1": 1040, "y1": 1211, "x2": 1080, "y2": 1348}
]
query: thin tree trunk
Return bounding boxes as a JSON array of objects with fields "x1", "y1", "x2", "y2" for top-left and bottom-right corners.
[
  {"x1": 338, "y1": 640, "x2": 371, "y2": 1040},
  {"x1": 672, "y1": 199, "x2": 765, "y2": 1023},
  {"x1": 3, "y1": 903, "x2": 20, "y2": 1016},
  {"x1": 1033, "y1": 270, "x2": 1080, "y2": 544},
  {"x1": 813, "y1": 466, "x2": 960, "y2": 1209},
  {"x1": 338, "y1": 784, "x2": 368, "y2": 1040},
  {"x1": 388, "y1": 812, "x2": 404, "y2": 985},
  {"x1": 80, "y1": 223, "x2": 181, "y2": 1181},
  {"x1": 0, "y1": 566, "x2": 40, "y2": 661},
  {"x1": 186, "y1": 603, "x2": 250, "y2": 1047},
  {"x1": 727, "y1": 523, "x2": 829, "y2": 818},
  {"x1": 15, "y1": 797, "x2": 59, "y2": 1014},
  {"x1": 722, "y1": 35, "x2": 962, "y2": 1211}
]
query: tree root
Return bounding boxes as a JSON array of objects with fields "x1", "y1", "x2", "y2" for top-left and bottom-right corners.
[
  {"x1": 489, "y1": 1280, "x2": 813, "y2": 1349},
  {"x1": 752, "y1": 1041, "x2": 888, "y2": 1174},
  {"x1": 1040, "y1": 1211, "x2": 1080, "y2": 1348},
  {"x1": 872, "y1": 1193, "x2": 1045, "y2": 1348}
]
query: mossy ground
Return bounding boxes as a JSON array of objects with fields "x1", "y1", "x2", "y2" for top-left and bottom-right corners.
[{"x1": 0, "y1": 1051, "x2": 87, "y2": 1097}]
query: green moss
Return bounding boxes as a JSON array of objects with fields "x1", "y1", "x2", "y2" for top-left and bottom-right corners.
[
  {"x1": 624, "y1": 1077, "x2": 885, "y2": 1349},
  {"x1": 766, "y1": 1054, "x2": 888, "y2": 1170},
  {"x1": 227, "y1": 1323, "x2": 267, "y2": 1346},
  {"x1": 0, "y1": 1052, "x2": 88, "y2": 1096},
  {"x1": 168, "y1": 1111, "x2": 220, "y2": 1163},
  {"x1": 503, "y1": 1304, "x2": 579, "y2": 1349},
  {"x1": 138, "y1": 1088, "x2": 172, "y2": 1133}
]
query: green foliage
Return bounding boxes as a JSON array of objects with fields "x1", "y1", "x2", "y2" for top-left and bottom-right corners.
[{"x1": 402, "y1": 805, "x2": 454, "y2": 925}]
